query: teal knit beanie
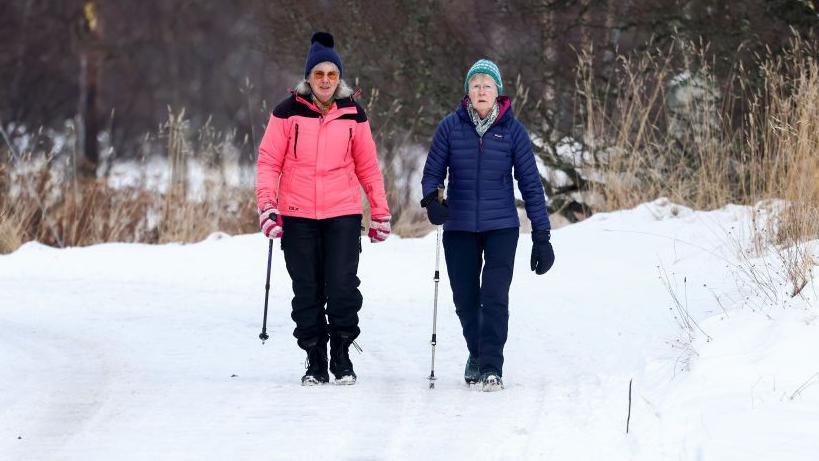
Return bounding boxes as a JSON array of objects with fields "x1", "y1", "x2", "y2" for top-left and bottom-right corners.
[{"x1": 464, "y1": 59, "x2": 503, "y2": 95}]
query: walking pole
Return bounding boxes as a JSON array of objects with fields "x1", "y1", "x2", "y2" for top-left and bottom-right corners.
[
  {"x1": 259, "y1": 239, "x2": 274, "y2": 343},
  {"x1": 428, "y1": 185, "x2": 444, "y2": 389}
]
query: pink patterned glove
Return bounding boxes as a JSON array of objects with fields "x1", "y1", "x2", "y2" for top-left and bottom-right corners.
[
  {"x1": 259, "y1": 205, "x2": 283, "y2": 239},
  {"x1": 368, "y1": 215, "x2": 391, "y2": 243}
]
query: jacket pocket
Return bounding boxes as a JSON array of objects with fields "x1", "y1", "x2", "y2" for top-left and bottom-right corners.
[
  {"x1": 344, "y1": 127, "x2": 352, "y2": 162},
  {"x1": 292, "y1": 123, "x2": 300, "y2": 159},
  {"x1": 349, "y1": 172, "x2": 360, "y2": 203}
]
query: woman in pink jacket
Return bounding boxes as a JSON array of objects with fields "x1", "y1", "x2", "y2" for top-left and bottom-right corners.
[{"x1": 256, "y1": 32, "x2": 391, "y2": 386}]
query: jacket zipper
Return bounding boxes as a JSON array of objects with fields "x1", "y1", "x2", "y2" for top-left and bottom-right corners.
[
  {"x1": 316, "y1": 115, "x2": 323, "y2": 218},
  {"x1": 476, "y1": 135, "x2": 483, "y2": 232},
  {"x1": 293, "y1": 123, "x2": 299, "y2": 159}
]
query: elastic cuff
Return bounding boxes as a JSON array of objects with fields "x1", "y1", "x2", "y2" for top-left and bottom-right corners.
[
  {"x1": 531, "y1": 229, "x2": 551, "y2": 242},
  {"x1": 259, "y1": 203, "x2": 278, "y2": 213},
  {"x1": 420, "y1": 193, "x2": 434, "y2": 208}
]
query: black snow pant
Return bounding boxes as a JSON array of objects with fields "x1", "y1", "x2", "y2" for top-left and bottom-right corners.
[
  {"x1": 443, "y1": 227, "x2": 519, "y2": 376},
  {"x1": 281, "y1": 214, "x2": 362, "y2": 350}
]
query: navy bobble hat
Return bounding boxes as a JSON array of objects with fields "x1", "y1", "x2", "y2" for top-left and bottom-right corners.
[{"x1": 304, "y1": 32, "x2": 343, "y2": 78}]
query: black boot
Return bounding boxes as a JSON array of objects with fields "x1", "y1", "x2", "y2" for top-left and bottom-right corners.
[
  {"x1": 480, "y1": 371, "x2": 504, "y2": 392},
  {"x1": 300, "y1": 338, "x2": 329, "y2": 386},
  {"x1": 329, "y1": 333, "x2": 357, "y2": 384},
  {"x1": 464, "y1": 355, "x2": 480, "y2": 385}
]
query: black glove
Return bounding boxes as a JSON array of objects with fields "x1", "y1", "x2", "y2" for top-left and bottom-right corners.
[
  {"x1": 420, "y1": 190, "x2": 449, "y2": 225},
  {"x1": 531, "y1": 229, "x2": 555, "y2": 275}
]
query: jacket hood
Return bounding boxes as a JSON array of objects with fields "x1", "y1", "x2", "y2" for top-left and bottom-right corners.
[{"x1": 294, "y1": 79, "x2": 355, "y2": 100}]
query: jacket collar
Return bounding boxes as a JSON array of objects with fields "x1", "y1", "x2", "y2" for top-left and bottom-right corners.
[{"x1": 292, "y1": 92, "x2": 358, "y2": 121}]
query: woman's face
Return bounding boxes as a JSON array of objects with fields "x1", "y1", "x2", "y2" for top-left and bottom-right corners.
[
  {"x1": 308, "y1": 62, "x2": 340, "y2": 104},
  {"x1": 467, "y1": 74, "x2": 498, "y2": 117}
]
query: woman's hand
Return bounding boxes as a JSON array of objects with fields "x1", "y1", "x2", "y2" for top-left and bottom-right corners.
[
  {"x1": 259, "y1": 205, "x2": 283, "y2": 239},
  {"x1": 531, "y1": 229, "x2": 554, "y2": 275},
  {"x1": 420, "y1": 190, "x2": 449, "y2": 225},
  {"x1": 368, "y1": 215, "x2": 391, "y2": 243}
]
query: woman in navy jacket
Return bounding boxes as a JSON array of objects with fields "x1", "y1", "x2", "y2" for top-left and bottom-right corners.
[{"x1": 420, "y1": 59, "x2": 555, "y2": 391}]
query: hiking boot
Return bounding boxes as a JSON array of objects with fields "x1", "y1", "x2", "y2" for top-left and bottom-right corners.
[
  {"x1": 300, "y1": 339, "x2": 329, "y2": 386},
  {"x1": 464, "y1": 355, "x2": 480, "y2": 385},
  {"x1": 480, "y1": 372, "x2": 504, "y2": 392},
  {"x1": 329, "y1": 333, "x2": 358, "y2": 384}
]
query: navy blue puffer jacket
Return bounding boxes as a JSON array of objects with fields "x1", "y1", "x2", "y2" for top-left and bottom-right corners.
[{"x1": 421, "y1": 96, "x2": 551, "y2": 232}]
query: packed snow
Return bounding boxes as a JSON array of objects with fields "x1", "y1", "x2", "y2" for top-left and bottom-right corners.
[{"x1": 1, "y1": 199, "x2": 818, "y2": 460}]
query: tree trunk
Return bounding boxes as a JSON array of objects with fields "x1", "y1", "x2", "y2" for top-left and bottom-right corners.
[
  {"x1": 77, "y1": 0, "x2": 102, "y2": 179},
  {"x1": 579, "y1": 0, "x2": 593, "y2": 53},
  {"x1": 10, "y1": 0, "x2": 34, "y2": 117},
  {"x1": 540, "y1": 2, "x2": 558, "y2": 143},
  {"x1": 602, "y1": 0, "x2": 627, "y2": 80}
]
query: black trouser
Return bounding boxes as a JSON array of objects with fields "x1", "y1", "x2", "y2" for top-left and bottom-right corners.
[
  {"x1": 443, "y1": 227, "x2": 519, "y2": 376},
  {"x1": 281, "y1": 214, "x2": 362, "y2": 350}
]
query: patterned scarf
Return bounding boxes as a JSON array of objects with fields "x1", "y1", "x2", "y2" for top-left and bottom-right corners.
[
  {"x1": 311, "y1": 93, "x2": 334, "y2": 114},
  {"x1": 467, "y1": 99, "x2": 499, "y2": 138}
]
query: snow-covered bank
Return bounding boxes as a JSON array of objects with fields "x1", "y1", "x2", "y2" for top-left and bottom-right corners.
[{"x1": 1, "y1": 200, "x2": 817, "y2": 460}]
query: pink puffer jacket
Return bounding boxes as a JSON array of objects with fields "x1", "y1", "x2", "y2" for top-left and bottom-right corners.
[{"x1": 256, "y1": 93, "x2": 390, "y2": 219}]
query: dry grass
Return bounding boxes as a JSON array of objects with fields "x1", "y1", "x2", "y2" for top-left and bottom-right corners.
[
  {"x1": 0, "y1": 109, "x2": 258, "y2": 254},
  {"x1": 0, "y1": 159, "x2": 257, "y2": 253},
  {"x1": 579, "y1": 36, "x2": 818, "y2": 216},
  {"x1": 578, "y1": 40, "x2": 736, "y2": 210},
  {"x1": 156, "y1": 183, "x2": 258, "y2": 244},
  {"x1": 732, "y1": 44, "x2": 818, "y2": 300},
  {"x1": 577, "y1": 34, "x2": 819, "y2": 297}
]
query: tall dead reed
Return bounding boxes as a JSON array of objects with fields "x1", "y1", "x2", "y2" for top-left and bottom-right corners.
[
  {"x1": 577, "y1": 34, "x2": 818, "y2": 299},
  {"x1": 0, "y1": 109, "x2": 257, "y2": 253}
]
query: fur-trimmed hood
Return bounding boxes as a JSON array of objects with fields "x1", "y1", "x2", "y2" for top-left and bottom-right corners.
[{"x1": 294, "y1": 79, "x2": 354, "y2": 100}]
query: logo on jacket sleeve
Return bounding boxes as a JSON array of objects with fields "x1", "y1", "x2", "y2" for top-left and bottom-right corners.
[{"x1": 493, "y1": 133, "x2": 504, "y2": 139}]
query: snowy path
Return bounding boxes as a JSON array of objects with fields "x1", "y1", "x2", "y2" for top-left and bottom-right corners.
[{"x1": 2, "y1": 201, "x2": 818, "y2": 460}]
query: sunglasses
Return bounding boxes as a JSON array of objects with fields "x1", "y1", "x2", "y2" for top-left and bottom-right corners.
[{"x1": 312, "y1": 70, "x2": 339, "y2": 81}]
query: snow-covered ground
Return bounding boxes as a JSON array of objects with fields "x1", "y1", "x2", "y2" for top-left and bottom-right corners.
[{"x1": 1, "y1": 199, "x2": 818, "y2": 460}]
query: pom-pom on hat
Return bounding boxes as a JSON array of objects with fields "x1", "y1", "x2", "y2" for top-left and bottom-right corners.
[
  {"x1": 304, "y1": 32, "x2": 343, "y2": 78},
  {"x1": 464, "y1": 59, "x2": 503, "y2": 95}
]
